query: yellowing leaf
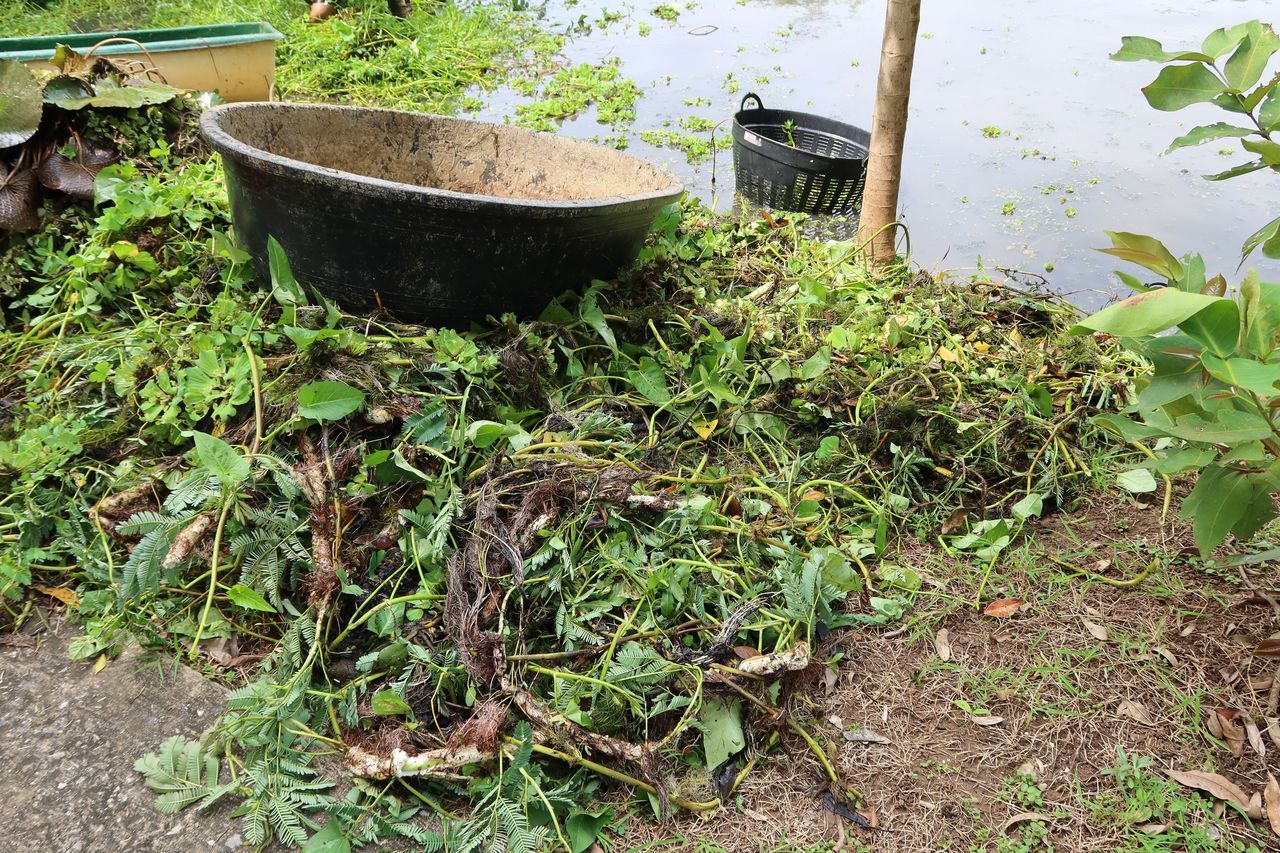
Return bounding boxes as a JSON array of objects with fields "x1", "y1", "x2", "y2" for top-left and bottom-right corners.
[
  {"x1": 801, "y1": 489, "x2": 826, "y2": 503},
  {"x1": 972, "y1": 341, "x2": 991, "y2": 354},
  {"x1": 937, "y1": 345, "x2": 958, "y2": 363},
  {"x1": 33, "y1": 584, "x2": 79, "y2": 609},
  {"x1": 93, "y1": 653, "x2": 108, "y2": 673},
  {"x1": 983, "y1": 598, "x2": 1024, "y2": 618},
  {"x1": 693, "y1": 419, "x2": 718, "y2": 441}
]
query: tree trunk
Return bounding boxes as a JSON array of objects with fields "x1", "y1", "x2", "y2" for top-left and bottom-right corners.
[{"x1": 857, "y1": 0, "x2": 922, "y2": 266}]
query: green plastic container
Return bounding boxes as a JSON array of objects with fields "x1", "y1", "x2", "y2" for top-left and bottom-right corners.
[{"x1": 0, "y1": 23, "x2": 283, "y2": 102}]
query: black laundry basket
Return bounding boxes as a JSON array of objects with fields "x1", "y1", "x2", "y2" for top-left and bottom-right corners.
[{"x1": 731, "y1": 93, "x2": 870, "y2": 215}]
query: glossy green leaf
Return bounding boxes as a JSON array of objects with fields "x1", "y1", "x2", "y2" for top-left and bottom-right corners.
[
  {"x1": 226, "y1": 584, "x2": 276, "y2": 613},
  {"x1": 297, "y1": 381, "x2": 364, "y2": 422},
  {"x1": 1165, "y1": 408, "x2": 1275, "y2": 444},
  {"x1": 1240, "y1": 271, "x2": 1280, "y2": 357},
  {"x1": 1177, "y1": 297, "x2": 1240, "y2": 356},
  {"x1": 1111, "y1": 36, "x2": 1212, "y2": 63},
  {"x1": 1261, "y1": 86, "x2": 1280, "y2": 131},
  {"x1": 0, "y1": 60, "x2": 42, "y2": 148},
  {"x1": 1201, "y1": 353, "x2": 1280, "y2": 397},
  {"x1": 1242, "y1": 215, "x2": 1280, "y2": 262},
  {"x1": 1094, "y1": 413, "x2": 1168, "y2": 442},
  {"x1": 565, "y1": 808, "x2": 614, "y2": 853},
  {"x1": 302, "y1": 818, "x2": 350, "y2": 853},
  {"x1": 1099, "y1": 231, "x2": 1183, "y2": 279},
  {"x1": 579, "y1": 287, "x2": 616, "y2": 351},
  {"x1": 40, "y1": 74, "x2": 90, "y2": 104},
  {"x1": 53, "y1": 78, "x2": 183, "y2": 110},
  {"x1": 370, "y1": 689, "x2": 412, "y2": 716},
  {"x1": 1223, "y1": 22, "x2": 1279, "y2": 91},
  {"x1": 1181, "y1": 464, "x2": 1269, "y2": 557},
  {"x1": 1071, "y1": 288, "x2": 1226, "y2": 338},
  {"x1": 1241, "y1": 137, "x2": 1280, "y2": 166},
  {"x1": 1141, "y1": 63, "x2": 1227, "y2": 111},
  {"x1": 1165, "y1": 122, "x2": 1254, "y2": 153},
  {"x1": 1203, "y1": 159, "x2": 1266, "y2": 181},
  {"x1": 267, "y1": 236, "x2": 305, "y2": 305},
  {"x1": 192, "y1": 432, "x2": 250, "y2": 485},
  {"x1": 1202, "y1": 23, "x2": 1253, "y2": 58}
]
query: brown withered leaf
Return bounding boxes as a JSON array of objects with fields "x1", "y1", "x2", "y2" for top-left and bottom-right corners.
[
  {"x1": 1117, "y1": 699, "x2": 1156, "y2": 727},
  {"x1": 935, "y1": 628, "x2": 952, "y2": 662},
  {"x1": 940, "y1": 507, "x2": 969, "y2": 535},
  {"x1": 983, "y1": 598, "x2": 1024, "y2": 619},
  {"x1": 1000, "y1": 812, "x2": 1050, "y2": 833},
  {"x1": 843, "y1": 728, "x2": 892, "y2": 745},
  {"x1": 1167, "y1": 769, "x2": 1251, "y2": 812},
  {"x1": 970, "y1": 714, "x2": 1005, "y2": 727},
  {"x1": 1267, "y1": 717, "x2": 1280, "y2": 751},
  {"x1": 1253, "y1": 638, "x2": 1280, "y2": 659},
  {"x1": 1153, "y1": 646, "x2": 1178, "y2": 667},
  {"x1": 1248, "y1": 791, "x2": 1265, "y2": 821},
  {"x1": 1214, "y1": 709, "x2": 1246, "y2": 758},
  {"x1": 1082, "y1": 617, "x2": 1109, "y2": 641},
  {"x1": 1264, "y1": 774, "x2": 1280, "y2": 838}
]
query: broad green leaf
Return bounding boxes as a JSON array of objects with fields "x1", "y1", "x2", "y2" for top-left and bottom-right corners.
[
  {"x1": 1117, "y1": 468, "x2": 1158, "y2": 493},
  {"x1": 1223, "y1": 22, "x2": 1279, "y2": 91},
  {"x1": 797, "y1": 346, "x2": 832, "y2": 380},
  {"x1": 1093, "y1": 413, "x2": 1168, "y2": 442},
  {"x1": 53, "y1": 78, "x2": 183, "y2": 110},
  {"x1": 700, "y1": 698, "x2": 744, "y2": 771},
  {"x1": 226, "y1": 584, "x2": 276, "y2": 613},
  {"x1": 1071, "y1": 288, "x2": 1226, "y2": 338},
  {"x1": 192, "y1": 432, "x2": 250, "y2": 485},
  {"x1": 1177, "y1": 298, "x2": 1240, "y2": 356},
  {"x1": 1261, "y1": 86, "x2": 1280, "y2": 131},
  {"x1": 565, "y1": 808, "x2": 614, "y2": 853},
  {"x1": 1181, "y1": 464, "x2": 1269, "y2": 557},
  {"x1": 579, "y1": 287, "x2": 616, "y2": 351},
  {"x1": 1110, "y1": 36, "x2": 1211, "y2": 63},
  {"x1": 1203, "y1": 23, "x2": 1253, "y2": 58},
  {"x1": 1011, "y1": 492, "x2": 1044, "y2": 520},
  {"x1": 1241, "y1": 137, "x2": 1280, "y2": 166},
  {"x1": 370, "y1": 689, "x2": 412, "y2": 716},
  {"x1": 1204, "y1": 159, "x2": 1266, "y2": 181},
  {"x1": 1154, "y1": 447, "x2": 1217, "y2": 475},
  {"x1": 267, "y1": 236, "x2": 305, "y2": 305},
  {"x1": 1165, "y1": 122, "x2": 1254, "y2": 153},
  {"x1": 302, "y1": 817, "x2": 351, "y2": 853},
  {"x1": 1141, "y1": 63, "x2": 1227, "y2": 111},
  {"x1": 40, "y1": 74, "x2": 90, "y2": 104},
  {"x1": 1114, "y1": 270, "x2": 1152, "y2": 294},
  {"x1": 1099, "y1": 231, "x2": 1183, "y2": 280},
  {"x1": 1201, "y1": 353, "x2": 1280, "y2": 397},
  {"x1": 1165, "y1": 408, "x2": 1275, "y2": 444},
  {"x1": 296, "y1": 380, "x2": 364, "y2": 422},
  {"x1": 0, "y1": 60, "x2": 42, "y2": 148},
  {"x1": 1240, "y1": 271, "x2": 1280, "y2": 357},
  {"x1": 626, "y1": 357, "x2": 671, "y2": 404},
  {"x1": 1242, "y1": 215, "x2": 1280, "y2": 262},
  {"x1": 466, "y1": 420, "x2": 517, "y2": 449}
]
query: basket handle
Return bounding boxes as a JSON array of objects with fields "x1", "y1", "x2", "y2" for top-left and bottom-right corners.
[{"x1": 739, "y1": 92, "x2": 764, "y2": 112}]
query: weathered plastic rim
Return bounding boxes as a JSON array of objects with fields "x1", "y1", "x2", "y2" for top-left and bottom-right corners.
[{"x1": 200, "y1": 102, "x2": 685, "y2": 215}]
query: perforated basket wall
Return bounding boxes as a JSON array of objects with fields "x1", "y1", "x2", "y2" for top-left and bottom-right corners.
[{"x1": 731, "y1": 94, "x2": 870, "y2": 216}]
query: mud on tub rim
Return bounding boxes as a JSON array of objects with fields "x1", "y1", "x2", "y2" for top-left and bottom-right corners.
[{"x1": 200, "y1": 102, "x2": 684, "y2": 216}]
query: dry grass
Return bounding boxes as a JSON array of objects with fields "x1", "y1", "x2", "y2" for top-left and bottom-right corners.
[{"x1": 620, "y1": 492, "x2": 1280, "y2": 852}]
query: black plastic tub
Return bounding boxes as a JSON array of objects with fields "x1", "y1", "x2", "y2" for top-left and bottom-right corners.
[
  {"x1": 200, "y1": 103, "x2": 683, "y2": 327},
  {"x1": 732, "y1": 93, "x2": 869, "y2": 215}
]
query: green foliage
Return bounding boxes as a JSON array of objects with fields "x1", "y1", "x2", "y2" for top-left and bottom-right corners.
[
  {"x1": 1075, "y1": 232, "x2": 1280, "y2": 557},
  {"x1": 1112, "y1": 21, "x2": 1280, "y2": 262},
  {"x1": 134, "y1": 735, "x2": 237, "y2": 814}
]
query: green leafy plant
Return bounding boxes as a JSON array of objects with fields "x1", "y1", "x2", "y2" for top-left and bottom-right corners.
[
  {"x1": 1073, "y1": 231, "x2": 1280, "y2": 558},
  {"x1": 1112, "y1": 21, "x2": 1280, "y2": 261}
]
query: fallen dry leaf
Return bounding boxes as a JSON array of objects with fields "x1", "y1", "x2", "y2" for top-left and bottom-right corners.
[
  {"x1": 32, "y1": 584, "x2": 79, "y2": 609},
  {"x1": 1153, "y1": 646, "x2": 1179, "y2": 667},
  {"x1": 744, "y1": 808, "x2": 771, "y2": 822},
  {"x1": 1264, "y1": 774, "x2": 1280, "y2": 838},
  {"x1": 1254, "y1": 638, "x2": 1280, "y2": 660},
  {"x1": 1082, "y1": 617, "x2": 1109, "y2": 641},
  {"x1": 1267, "y1": 717, "x2": 1280, "y2": 751},
  {"x1": 1137, "y1": 823, "x2": 1167, "y2": 835},
  {"x1": 1000, "y1": 812, "x2": 1050, "y2": 833},
  {"x1": 940, "y1": 507, "x2": 970, "y2": 536},
  {"x1": 1214, "y1": 709, "x2": 1246, "y2": 758},
  {"x1": 0, "y1": 633, "x2": 36, "y2": 649},
  {"x1": 970, "y1": 714, "x2": 1005, "y2": 727},
  {"x1": 1167, "y1": 769, "x2": 1251, "y2": 812},
  {"x1": 1246, "y1": 718, "x2": 1267, "y2": 758},
  {"x1": 983, "y1": 598, "x2": 1024, "y2": 619},
  {"x1": 1117, "y1": 699, "x2": 1156, "y2": 727},
  {"x1": 935, "y1": 628, "x2": 952, "y2": 662},
  {"x1": 1248, "y1": 792, "x2": 1265, "y2": 821}
]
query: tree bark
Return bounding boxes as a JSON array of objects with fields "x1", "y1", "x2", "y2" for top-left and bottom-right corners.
[{"x1": 857, "y1": 0, "x2": 922, "y2": 266}]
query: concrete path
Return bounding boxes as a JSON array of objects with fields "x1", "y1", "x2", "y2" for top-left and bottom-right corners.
[{"x1": 0, "y1": 614, "x2": 241, "y2": 852}]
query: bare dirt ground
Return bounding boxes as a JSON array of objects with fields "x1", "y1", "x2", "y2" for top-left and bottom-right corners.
[{"x1": 625, "y1": 492, "x2": 1280, "y2": 852}]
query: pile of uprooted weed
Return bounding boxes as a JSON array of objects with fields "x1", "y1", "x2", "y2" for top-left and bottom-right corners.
[{"x1": 0, "y1": 146, "x2": 1140, "y2": 846}]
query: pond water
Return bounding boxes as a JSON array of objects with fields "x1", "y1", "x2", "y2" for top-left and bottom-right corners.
[{"x1": 478, "y1": 0, "x2": 1280, "y2": 308}]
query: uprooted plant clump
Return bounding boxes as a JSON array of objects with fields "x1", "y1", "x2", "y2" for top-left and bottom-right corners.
[{"x1": 0, "y1": 101, "x2": 1147, "y2": 849}]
